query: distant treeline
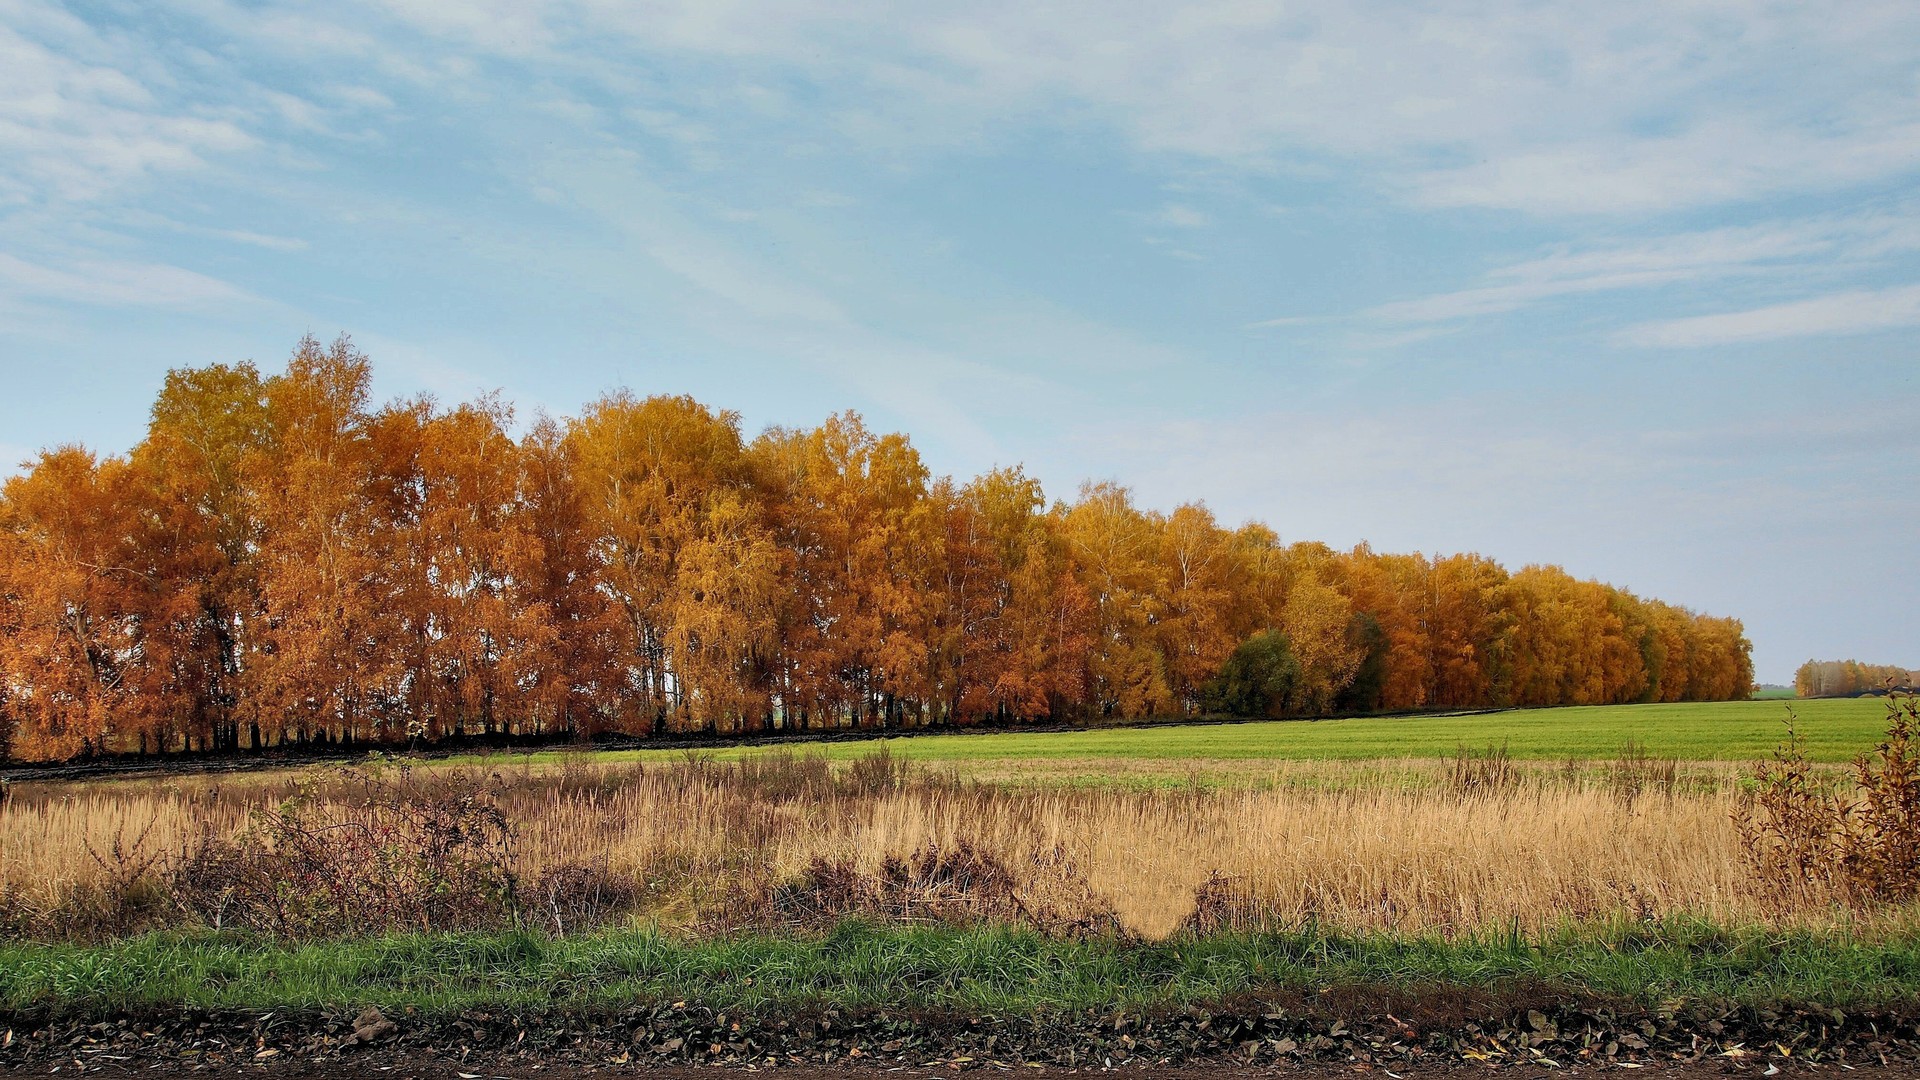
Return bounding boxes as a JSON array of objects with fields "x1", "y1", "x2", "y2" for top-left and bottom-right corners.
[
  {"x1": 1794, "y1": 659, "x2": 1919, "y2": 698},
  {"x1": 0, "y1": 337, "x2": 1754, "y2": 761}
]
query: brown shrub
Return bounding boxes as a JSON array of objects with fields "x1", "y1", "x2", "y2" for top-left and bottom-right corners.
[
  {"x1": 525, "y1": 859, "x2": 639, "y2": 935},
  {"x1": 1184, "y1": 870, "x2": 1264, "y2": 934},
  {"x1": 0, "y1": 819, "x2": 177, "y2": 941},
  {"x1": 1841, "y1": 693, "x2": 1920, "y2": 900},
  {"x1": 171, "y1": 765, "x2": 521, "y2": 936},
  {"x1": 1741, "y1": 694, "x2": 1920, "y2": 906},
  {"x1": 844, "y1": 744, "x2": 914, "y2": 796},
  {"x1": 762, "y1": 838, "x2": 1118, "y2": 934}
]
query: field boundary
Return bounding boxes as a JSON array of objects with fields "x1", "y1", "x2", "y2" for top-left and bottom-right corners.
[{"x1": 0, "y1": 707, "x2": 1523, "y2": 785}]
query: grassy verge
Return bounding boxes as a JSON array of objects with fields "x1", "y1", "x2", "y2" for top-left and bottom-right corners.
[{"x1": 5, "y1": 919, "x2": 1919, "y2": 1017}]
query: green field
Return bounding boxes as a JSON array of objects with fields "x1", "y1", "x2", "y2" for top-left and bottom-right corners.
[{"x1": 464, "y1": 696, "x2": 1893, "y2": 774}]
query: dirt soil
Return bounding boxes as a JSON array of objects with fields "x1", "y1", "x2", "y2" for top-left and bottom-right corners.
[
  {"x1": 3, "y1": 992, "x2": 1916, "y2": 1078},
  {"x1": 4, "y1": 1063, "x2": 1914, "y2": 1079}
]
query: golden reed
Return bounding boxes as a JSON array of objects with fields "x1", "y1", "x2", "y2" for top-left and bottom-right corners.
[{"x1": 0, "y1": 752, "x2": 1857, "y2": 939}]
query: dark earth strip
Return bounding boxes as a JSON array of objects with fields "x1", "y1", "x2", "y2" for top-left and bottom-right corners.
[
  {"x1": 7, "y1": 1053, "x2": 1912, "y2": 1068},
  {"x1": 4, "y1": 991, "x2": 1916, "y2": 1076}
]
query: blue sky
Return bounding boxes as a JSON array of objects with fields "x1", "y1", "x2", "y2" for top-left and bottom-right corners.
[{"x1": 2, "y1": 0, "x2": 1917, "y2": 683}]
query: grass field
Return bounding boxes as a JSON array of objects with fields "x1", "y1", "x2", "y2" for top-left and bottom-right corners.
[
  {"x1": 6, "y1": 918, "x2": 1920, "y2": 1014},
  {"x1": 447, "y1": 696, "x2": 1890, "y2": 779}
]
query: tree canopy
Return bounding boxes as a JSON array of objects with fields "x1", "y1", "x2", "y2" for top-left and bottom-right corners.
[{"x1": 0, "y1": 337, "x2": 1756, "y2": 760}]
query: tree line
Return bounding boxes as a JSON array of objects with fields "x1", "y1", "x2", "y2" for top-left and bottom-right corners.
[
  {"x1": 0, "y1": 337, "x2": 1755, "y2": 761},
  {"x1": 1794, "y1": 660, "x2": 1919, "y2": 698}
]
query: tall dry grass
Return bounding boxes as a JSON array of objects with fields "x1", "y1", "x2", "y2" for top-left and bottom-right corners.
[{"x1": 0, "y1": 751, "x2": 1835, "y2": 940}]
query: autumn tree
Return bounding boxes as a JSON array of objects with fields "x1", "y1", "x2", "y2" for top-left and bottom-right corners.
[
  {"x1": 569, "y1": 393, "x2": 774, "y2": 734},
  {"x1": 513, "y1": 417, "x2": 625, "y2": 735},
  {"x1": 931, "y1": 467, "x2": 1091, "y2": 723},
  {"x1": 1154, "y1": 504, "x2": 1240, "y2": 714},
  {"x1": 0, "y1": 337, "x2": 1764, "y2": 760},
  {"x1": 241, "y1": 335, "x2": 384, "y2": 747},
  {"x1": 752, "y1": 413, "x2": 939, "y2": 729},
  {"x1": 1272, "y1": 544, "x2": 1363, "y2": 714},
  {"x1": 0, "y1": 449, "x2": 149, "y2": 759},
  {"x1": 1331, "y1": 546, "x2": 1433, "y2": 712},
  {"x1": 362, "y1": 395, "x2": 562, "y2": 740},
  {"x1": 1795, "y1": 659, "x2": 1918, "y2": 697},
  {"x1": 1203, "y1": 630, "x2": 1301, "y2": 718},
  {"x1": 1060, "y1": 482, "x2": 1171, "y2": 719}
]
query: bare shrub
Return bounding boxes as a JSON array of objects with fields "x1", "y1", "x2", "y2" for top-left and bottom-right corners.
[
  {"x1": 544, "y1": 752, "x2": 637, "y2": 803},
  {"x1": 770, "y1": 839, "x2": 1021, "y2": 926},
  {"x1": 1184, "y1": 870, "x2": 1266, "y2": 934},
  {"x1": 734, "y1": 751, "x2": 834, "y2": 801},
  {"x1": 1741, "y1": 694, "x2": 1920, "y2": 906},
  {"x1": 763, "y1": 838, "x2": 1117, "y2": 933},
  {"x1": 1840, "y1": 693, "x2": 1920, "y2": 900},
  {"x1": 0, "y1": 819, "x2": 177, "y2": 941},
  {"x1": 172, "y1": 765, "x2": 520, "y2": 936},
  {"x1": 526, "y1": 858, "x2": 638, "y2": 935},
  {"x1": 1739, "y1": 710, "x2": 1849, "y2": 901}
]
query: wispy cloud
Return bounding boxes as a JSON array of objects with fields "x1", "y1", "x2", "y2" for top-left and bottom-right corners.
[
  {"x1": 1146, "y1": 202, "x2": 1208, "y2": 228},
  {"x1": 210, "y1": 228, "x2": 307, "y2": 251},
  {"x1": 1350, "y1": 206, "x2": 1920, "y2": 328},
  {"x1": 108, "y1": 209, "x2": 309, "y2": 251},
  {"x1": 1619, "y1": 282, "x2": 1920, "y2": 347},
  {"x1": 0, "y1": 4, "x2": 254, "y2": 206},
  {"x1": 0, "y1": 253, "x2": 256, "y2": 309},
  {"x1": 1409, "y1": 117, "x2": 1920, "y2": 217},
  {"x1": 145, "y1": 0, "x2": 1920, "y2": 218}
]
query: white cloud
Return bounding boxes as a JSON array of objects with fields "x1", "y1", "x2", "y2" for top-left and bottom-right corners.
[
  {"x1": 106, "y1": 0, "x2": 1911, "y2": 220},
  {"x1": 1356, "y1": 206, "x2": 1920, "y2": 326},
  {"x1": 378, "y1": 0, "x2": 1920, "y2": 216},
  {"x1": 1147, "y1": 203, "x2": 1208, "y2": 229},
  {"x1": 209, "y1": 228, "x2": 307, "y2": 251},
  {"x1": 18, "y1": 0, "x2": 1910, "y2": 228},
  {"x1": 107, "y1": 209, "x2": 309, "y2": 251},
  {"x1": 0, "y1": 5, "x2": 254, "y2": 205},
  {"x1": 1619, "y1": 282, "x2": 1920, "y2": 347},
  {"x1": 1410, "y1": 116, "x2": 1920, "y2": 216},
  {"x1": 645, "y1": 239, "x2": 851, "y2": 326},
  {"x1": 0, "y1": 252, "x2": 256, "y2": 308}
]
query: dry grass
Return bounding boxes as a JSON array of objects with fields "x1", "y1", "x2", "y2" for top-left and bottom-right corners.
[{"x1": 0, "y1": 750, "x2": 1860, "y2": 940}]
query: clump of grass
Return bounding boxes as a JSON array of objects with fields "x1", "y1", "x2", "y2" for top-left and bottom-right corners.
[
  {"x1": 760, "y1": 839, "x2": 1119, "y2": 935},
  {"x1": 1610, "y1": 739, "x2": 1678, "y2": 809},
  {"x1": 1446, "y1": 741, "x2": 1516, "y2": 796}
]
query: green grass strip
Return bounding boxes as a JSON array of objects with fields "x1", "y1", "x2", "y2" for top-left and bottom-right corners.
[{"x1": 3, "y1": 918, "x2": 1919, "y2": 1016}]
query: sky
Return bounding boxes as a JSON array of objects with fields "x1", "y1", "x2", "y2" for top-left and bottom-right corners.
[{"x1": 2, "y1": 1, "x2": 1917, "y2": 684}]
